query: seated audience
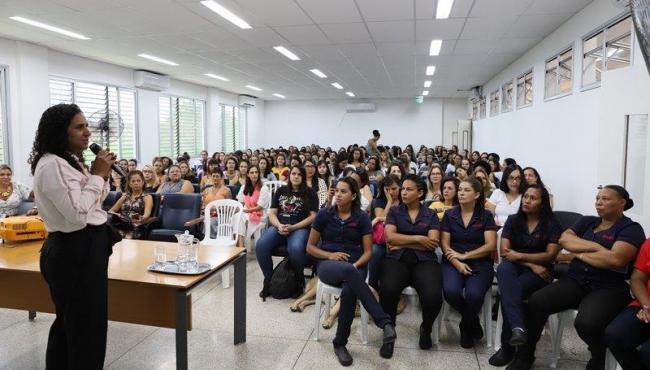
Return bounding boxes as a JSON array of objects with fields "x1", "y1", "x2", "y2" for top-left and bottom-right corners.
[
  {"x1": 489, "y1": 185, "x2": 562, "y2": 367},
  {"x1": 605, "y1": 237, "x2": 650, "y2": 370},
  {"x1": 379, "y1": 174, "x2": 443, "y2": 358},
  {"x1": 179, "y1": 161, "x2": 198, "y2": 183},
  {"x1": 440, "y1": 177, "x2": 497, "y2": 348},
  {"x1": 472, "y1": 167, "x2": 494, "y2": 199},
  {"x1": 306, "y1": 177, "x2": 396, "y2": 366},
  {"x1": 199, "y1": 158, "x2": 219, "y2": 190},
  {"x1": 487, "y1": 165, "x2": 525, "y2": 226},
  {"x1": 425, "y1": 164, "x2": 444, "y2": 202},
  {"x1": 223, "y1": 157, "x2": 239, "y2": 185},
  {"x1": 271, "y1": 153, "x2": 289, "y2": 182},
  {"x1": 0, "y1": 165, "x2": 35, "y2": 216},
  {"x1": 236, "y1": 165, "x2": 271, "y2": 249},
  {"x1": 256, "y1": 165, "x2": 318, "y2": 300},
  {"x1": 304, "y1": 158, "x2": 328, "y2": 208},
  {"x1": 258, "y1": 157, "x2": 278, "y2": 182},
  {"x1": 522, "y1": 166, "x2": 553, "y2": 208},
  {"x1": 368, "y1": 175, "x2": 401, "y2": 290},
  {"x1": 429, "y1": 176, "x2": 460, "y2": 220},
  {"x1": 348, "y1": 148, "x2": 364, "y2": 169},
  {"x1": 510, "y1": 185, "x2": 646, "y2": 370},
  {"x1": 366, "y1": 156, "x2": 384, "y2": 184},
  {"x1": 153, "y1": 158, "x2": 165, "y2": 184},
  {"x1": 387, "y1": 162, "x2": 405, "y2": 181},
  {"x1": 201, "y1": 168, "x2": 231, "y2": 206},
  {"x1": 157, "y1": 165, "x2": 193, "y2": 194},
  {"x1": 127, "y1": 159, "x2": 137, "y2": 172},
  {"x1": 141, "y1": 165, "x2": 159, "y2": 193},
  {"x1": 317, "y1": 159, "x2": 334, "y2": 188},
  {"x1": 108, "y1": 170, "x2": 153, "y2": 239}
]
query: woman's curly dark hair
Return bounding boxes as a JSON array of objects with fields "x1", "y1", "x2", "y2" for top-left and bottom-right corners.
[{"x1": 29, "y1": 104, "x2": 85, "y2": 175}]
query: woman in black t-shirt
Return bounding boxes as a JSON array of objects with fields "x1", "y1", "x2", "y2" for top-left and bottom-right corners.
[{"x1": 256, "y1": 165, "x2": 318, "y2": 299}]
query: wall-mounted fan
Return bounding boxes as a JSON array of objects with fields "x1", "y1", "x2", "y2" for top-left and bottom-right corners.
[{"x1": 87, "y1": 110, "x2": 124, "y2": 151}]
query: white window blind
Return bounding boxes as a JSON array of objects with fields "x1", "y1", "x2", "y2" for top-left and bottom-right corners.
[
  {"x1": 501, "y1": 81, "x2": 514, "y2": 113},
  {"x1": 0, "y1": 68, "x2": 8, "y2": 165},
  {"x1": 220, "y1": 104, "x2": 247, "y2": 152},
  {"x1": 158, "y1": 96, "x2": 205, "y2": 158},
  {"x1": 48, "y1": 78, "x2": 137, "y2": 160}
]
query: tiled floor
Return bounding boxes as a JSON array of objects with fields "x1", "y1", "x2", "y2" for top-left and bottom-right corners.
[{"x1": 0, "y1": 255, "x2": 589, "y2": 369}]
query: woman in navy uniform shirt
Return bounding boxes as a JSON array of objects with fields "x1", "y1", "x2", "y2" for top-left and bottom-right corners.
[
  {"x1": 379, "y1": 174, "x2": 442, "y2": 358},
  {"x1": 489, "y1": 184, "x2": 562, "y2": 367},
  {"x1": 440, "y1": 177, "x2": 497, "y2": 348},
  {"x1": 306, "y1": 177, "x2": 396, "y2": 367},
  {"x1": 509, "y1": 185, "x2": 646, "y2": 370}
]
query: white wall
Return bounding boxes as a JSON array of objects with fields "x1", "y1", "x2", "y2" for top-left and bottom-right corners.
[
  {"x1": 473, "y1": 0, "x2": 650, "y2": 230},
  {"x1": 0, "y1": 38, "x2": 261, "y2": 185},
  {"x1": 257, "y1": 98, "x2": 468, "y2": 149}
]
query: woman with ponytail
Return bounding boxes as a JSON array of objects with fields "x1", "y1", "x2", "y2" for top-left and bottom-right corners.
[{"x1": 509, "y1": 185, "x2": 646, "y2": 370}]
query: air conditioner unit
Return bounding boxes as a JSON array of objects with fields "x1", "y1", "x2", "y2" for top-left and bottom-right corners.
[
  {"x1": 134, "y1": 70, "x2": 170, "y2": 91},
  {"x1": 238, "y1": 94, "x2": 256, "y2": 108},
  {"x1": 346, "y1": 101, "x2": 376, "y2": 113}
]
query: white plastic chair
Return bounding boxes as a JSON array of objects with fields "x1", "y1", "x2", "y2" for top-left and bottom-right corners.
[
  {"x1": 549, "y1": 309, "x2": 619, "y2": 370},
  {"x1": 313, "y1": 280, "x2": 369, "y2": 344},
  {"x1": 257, "y1": 181, "x2": 286, "y2": 239},
  {"x1": 263, "y1": 181, "x2": 286, "y2": 198},
  {"x1": 402, "y1": 286, "x2": 443, "y2": 345},
  {"x1": 201, "y1": 199, "x2": 243, "y2": 288}
]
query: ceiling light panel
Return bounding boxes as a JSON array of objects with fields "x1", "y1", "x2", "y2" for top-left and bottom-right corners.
[
  {"x1": 424, "y1": 80, "x2": 432, "y2": 88},
  {"x1": 436, "y1": 0, "x2": 454, "y2": 19},
  {"x1": 245, "y1": 85, "x2": 262, "y2": 91},
  {"x1": 310, "y1": 69, "x2": 327, "y2": 78},
  {"x1": 9, "y1": 16, "x2": 90, "y2": 40},
  {"x1": 138, "y1": 53, "x2": 178, "y2": 66},
  {"x1": 200, "y1": 0, "x2": 252, "y2": 29},
  {"x1": 273, "y1": 46, "x2": 300, "y2": 61},
  {"x1": 272, "y1": 93, "x2": 286, "y2": 99},
  {"x1": 346, "y1": 92, "x2": 355, "y2": 97},
  {"x1": 425, "y1": 65, "x2": 436, "y2": 76},
  {"x1": 422, "y1": 90, "x2": 429, "y2": 96},
  {"x1": 331, "y1": 82, "x2": 343, "y2": 89},
  {"x1": 204, "y1": 73, "x2": 229, "y2": 81},
  {"x1": 429, "y1": 40, "x2": 442, "y2": 56}
]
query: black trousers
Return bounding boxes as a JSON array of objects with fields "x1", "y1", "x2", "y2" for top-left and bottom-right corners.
[
  {"x1": 379, "y1": 251, "x2": 443, "y2": 332},
  {"x1": 605, "y1": 306, "x2": 650, "y2": 370},
  {"x1": 517, "y1": 277, "x2": 631, "y2": 366},
  {"x1": 39, "y1": 224, "x2": 116, "y2": 370}
]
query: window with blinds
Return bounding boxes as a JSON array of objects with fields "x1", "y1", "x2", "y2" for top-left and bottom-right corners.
[
  {"x1": 48, "y1": 78, "x2": 137, "y2": 160},
  {"x1": 158, "y1": 96, "x2": 205, "y2": 158},
  {"x1": 220, "y1": 104, "x2": 247, "y2": 152},
  {"x1": 0, "y1": 68, "x2": 7, "y2": 165}
]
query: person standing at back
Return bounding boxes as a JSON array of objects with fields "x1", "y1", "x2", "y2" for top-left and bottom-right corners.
[
  {"x1": 29, "y1": 103, "x2": 122, "y2": 370},
  {"x1": 366, "y1": 130, "x2": 381, "y2": 157}
]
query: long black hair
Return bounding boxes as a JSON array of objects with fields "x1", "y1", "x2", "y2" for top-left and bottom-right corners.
[
  {"x1": 511, "y1": 184, "x2": 555, "y2": 236},
  {"x1": 243, "y1": 165, "x2": 262, "y2": 196},
  {"x1": 522, "y1": 166, "x2": 545, "y2": 187},
  {"x1": 316, "y1": 159, "x2": 333, "y2": 186},
  {"x1": 288, "y1": 165, "x2": 308, "y2": 196},
  {"x1": 499, "y1": 165, "x2": 525, "y2": 194},
  {"x1": 462, "y1": 177, "x2": 486, "y2": 212},
  {"x1": 335, "y1": 176, "x2": 361, "y2": 213},
  {"x1": 29, "y1": 104, "x2": 85, "y2": 175},
  {"x1": 376, "y1": 174, "x2": 402, "y2": 202}
]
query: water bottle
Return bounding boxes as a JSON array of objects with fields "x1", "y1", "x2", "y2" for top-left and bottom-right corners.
[{"x1": 175, "y1": 230, "x2": 191, "y2": 272}]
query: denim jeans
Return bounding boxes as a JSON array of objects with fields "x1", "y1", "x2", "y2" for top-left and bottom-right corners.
[{"x1": 255, "y1": 226, "x2": 309, "y2": 281}]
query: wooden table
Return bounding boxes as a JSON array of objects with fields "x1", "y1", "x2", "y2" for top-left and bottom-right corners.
[{"x1": 0, "y1": 239, "x2": 247, "y2": 370}]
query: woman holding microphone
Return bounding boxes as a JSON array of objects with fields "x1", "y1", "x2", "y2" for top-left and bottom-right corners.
[{"x1": 29, "y1": 104, "x2": 122, "y2": 370}]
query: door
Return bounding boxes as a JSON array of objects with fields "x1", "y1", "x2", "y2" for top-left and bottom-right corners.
[{"x1": 457, "y1": 119, "x2": 472, "y2": 152}]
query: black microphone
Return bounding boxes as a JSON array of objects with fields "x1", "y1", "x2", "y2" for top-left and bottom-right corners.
[{"x1": 89, "y1": 143, "x2": 127, "y2": 178}]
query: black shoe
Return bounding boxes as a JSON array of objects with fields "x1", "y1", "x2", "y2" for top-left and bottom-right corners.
[
  {"x1": 460, "y1": 329, "x2": 474, "y2": 349},
  {"x1": 419, "y1": 326, "x2": 432, "y2": 350},
  {"x1": 505, "y1": 356, "x2": 534, "y2": 370},
  {"x1": 585, "y1": 358, "x2": 605, "y2": 370},
  {"x1": 383, "y1": 323, "x2": 396, "y2": 344},
  {"x1": 508, "y1": 328, "x2": 527, "y2": 347},
  {"x1": 334, "y1": 345, "x2": 353, "y2": 367},
  {"x1": 379, "y1": 342, "x2": 394, "y2": 359},
  {"x1": 259, "y1": 280, "x2": 270, "y2": 301},
  {"x1": 488, "y1": 347, "x2": 514, "y2": 367}
]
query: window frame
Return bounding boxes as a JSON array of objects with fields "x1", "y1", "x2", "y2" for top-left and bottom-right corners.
[
  {"x1": 489, "y1": 89, "x2": 500, "y2": 117},
  {"x1": 516, "y1": 69, "x2": 534, "y2": 110},
  {"x1": 478, "y1": 96, "x2": 487, "y2": 119},
  {"x1": 0, "y1": 66, "x2": 10, "y2": 166},
  {"x1": 220, "y1": 103, "x2": 248, "y2": 152},
  {"x1": 159, "y1": 95, "x2": 206, "y2": 159},
  {"x1": 544, "y1": 43, "x2": 574, "y2": 102},
  {"x1": 581, "y1": 12, "x2": 633, "y2": 91},
  {"x1": 500, "y1": 80, "x2": 514, "y2": 114},
  {"x1": 48, "y1": 76, "x2": 139, "y2": 160}
]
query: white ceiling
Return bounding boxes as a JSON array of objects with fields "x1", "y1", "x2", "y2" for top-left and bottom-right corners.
[{"x1": 0, "y1": 0, "x2": 593, "y2": 100}]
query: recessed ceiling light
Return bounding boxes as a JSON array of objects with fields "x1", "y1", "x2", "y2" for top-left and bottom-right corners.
[
  {"x1": 424, "y1": 80, "x2": 432, "y2": 88},
  {"x1": 245, "y1": 85, "x2": 262, "y2": 91},
  {"x1": 425, "y1": 65, "x2": 436, "y2": 76},
  {"x1": 429, "y1": 39, "x2": 442, "y2": 56},
  {"x1": 346, "y1": 92, "x2": 355, "y2": 97},
  {"x1": 138, "y1": 53, "x2": 178, "y2": 66},
  {"x1": 422, "y1": 90, "x2": 429, "y2": 96},
  {"x1": 272, "y1": 93, "x2": 286, "y2": 99},
  {"x1": 273, "y1": 46, "x2": 300, "y2": 61},
  {"x1": 310, "y1": 69, "x2": 327, "y2": 78},
  {"x1": 9, "y1": 16, "x2": 90, "y2": 40},
  {"x1": 200, "y1": 0, "x2": 251, "y2": 29},
  {"x1": 204, "y1": 73, "x2": 229, "y2": 81},
  {"x1": 331, "y1": 82, "x2": 343, "y2": 89},
  {"x1": 436, "y1": 0, "x2": 454, "y2": 19}
]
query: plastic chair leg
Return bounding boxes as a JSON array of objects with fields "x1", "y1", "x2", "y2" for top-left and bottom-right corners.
[
  {"x1": 494, "y1": 303, "x2": 503, "y2": 351},
  {"x1": 360, "y1": 306, "x2": 369, "y2": 344},
  {"x1": 313, "y1": 283, "x2": 324, "y2": 341},
  {"x1": 222, "y1": 268, "x2": 230, "y2": 289},
  {"x1": 483, "y1": 290, "x2": 494, "y2": 348}
]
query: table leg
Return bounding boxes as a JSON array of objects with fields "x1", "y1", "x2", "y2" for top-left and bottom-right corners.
[
  {"x1": 28, "y1": 311, "x2": 36, "y2": 321},
  {"x1": 175, "y1": 291, "x2": 188, "y2": 370},
  {"x1": 233, "y1": 254, "x2": 246, "y2": 344}
]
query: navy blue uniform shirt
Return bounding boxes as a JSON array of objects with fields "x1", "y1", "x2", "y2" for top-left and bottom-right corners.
[
  {"x1": 502, "y1": 215, "x2": 562, "y2": 254},
  {"x1": 441, "y1": 207, "x2": 497, "y2": 261},
  {"x1": 567, "y1": 215, "x2": 646, "y2": 287},
  {"x1": 312, "y1": 206, "x2": 372, "y2": 263},
  {"x1": 385, "y1": 203, "x2": 440, "y2": 261}
]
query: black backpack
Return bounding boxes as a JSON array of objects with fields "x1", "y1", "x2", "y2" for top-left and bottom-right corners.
[{"x1": 269, "y1": 257, "x2": 304, "y2": 299}]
